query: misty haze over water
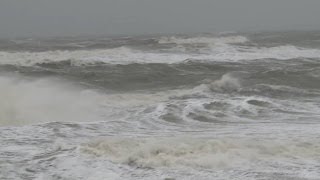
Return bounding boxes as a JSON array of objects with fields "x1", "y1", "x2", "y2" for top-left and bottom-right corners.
[{"x1": 1, "y1": 1, "x2": 320, "y2": 180}]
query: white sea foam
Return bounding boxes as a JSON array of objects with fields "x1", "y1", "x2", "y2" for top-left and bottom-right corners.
[
  {"x1": 0, "y1": 76, "x2": 105, "y2": 126},
  {"x1": 208, "y1": 73, "x2": 241, "y2": 92},
  {"x1": 81, "y1": 137, "x2": 320, "y2": 169},
  {"x1": 0, "y1": 46, "x2": 191, "y2": 66},
  {"x1": 1, "y1": 34, "x2": 320, "y2": 180},
  {"x1": 0, "y1": 75, "x2": 196, "y2": 126},
  {"x1": 0, "y1": 44, "x2": 320, "y2": 66},
  {"x1": 158, "y1": 35, "x2": 249, "y2": 45},
  {"x1": 1, "y1": 72, "x2": 316, "y2": 127},
  {"x1": 148, "y1": 74, "x2": 320, "y2": 124}
]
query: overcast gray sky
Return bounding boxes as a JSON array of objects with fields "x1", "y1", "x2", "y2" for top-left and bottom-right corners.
[{"x1": 1, "y1": 0, "x2": 320, "y2": 38}]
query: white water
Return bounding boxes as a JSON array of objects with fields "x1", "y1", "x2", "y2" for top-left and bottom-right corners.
[
  {"x1": 1, "y1": 74, "x2": 318, "y2": 126},
  {"x1": 1, "y1": 34, "x2": 320, "y2": 180},
  {"x1": 1, "y1": 36, "x2": 320, "y2": 66},
  {"x1": 82, "y1": 137, "x2": 320, "y2": 169},
  {"x1": 0, "y1": 76, "x2": 105, "y2": 126},
  {"x1": 158, "y1": 35, "x2": 249, "y2": 45},
  {"x1": 1, "y1": 74, "x2": 320, "y2": 180}
]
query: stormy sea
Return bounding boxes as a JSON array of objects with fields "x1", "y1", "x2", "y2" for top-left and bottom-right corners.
[{"x1": 0, "y1": 31, "x2": 320, "y2": 180}]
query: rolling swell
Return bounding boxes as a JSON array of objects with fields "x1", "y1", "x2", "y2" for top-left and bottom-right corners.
[
  {"x1": 1, "y1": 59, "x2": 319, "y2": 93},
  {"x1": 1, "y1": 32, "x2": 320, "y2": 180}
]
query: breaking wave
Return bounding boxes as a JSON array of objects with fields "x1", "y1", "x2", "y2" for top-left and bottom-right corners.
[
  {"x1": 81, "y1": 137, "x2": 320, "y2": 169},
  {"x1": 158, "y1": 35, "x2": 249, "y2": 45},
  {"x1": 0, "y1": 35, "x2": 320, "y2": 67},
  {"x1": 0, "y1": 76, "x2": 104, "y2": 126},
  {"x1": 207, "y1": 73, "x2": 242, "y2": 92},
  {"x1": 1, "y1": 32, "x2": 320, "y2": 180},
  {"x1": 146, "y1": 73, "x2": 320, "y2": 124}
]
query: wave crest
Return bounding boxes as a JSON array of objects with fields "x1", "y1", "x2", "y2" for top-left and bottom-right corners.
[
  {"x1": 0, "y1": 76, "x2": 104, "y2": 126},
  {"x1": 158, "y1": 36, "x2": 249, "y2": 45},
  {"x1": 1, "y1": 44, "x2": 320, "y2": 66},
  {"x1": 208, "y1": 74, "x2": 241, "y2": 92},
  {"x1": 81, "y1": 137, "x2": 320, "y2": 169}
]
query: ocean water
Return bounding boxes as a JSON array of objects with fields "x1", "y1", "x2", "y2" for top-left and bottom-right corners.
[{"x1": 0, "y1": 31, "x2": 320, "y2": 180}]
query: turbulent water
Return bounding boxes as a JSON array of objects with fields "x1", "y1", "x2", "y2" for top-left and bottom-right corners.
[{"x1": 1, "y1": 31, "x2": 320, "y2": 180}]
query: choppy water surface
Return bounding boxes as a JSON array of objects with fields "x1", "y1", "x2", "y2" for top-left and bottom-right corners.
[{"x1": 1, "y1": 31, "x2": 320, "y2": 180}]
